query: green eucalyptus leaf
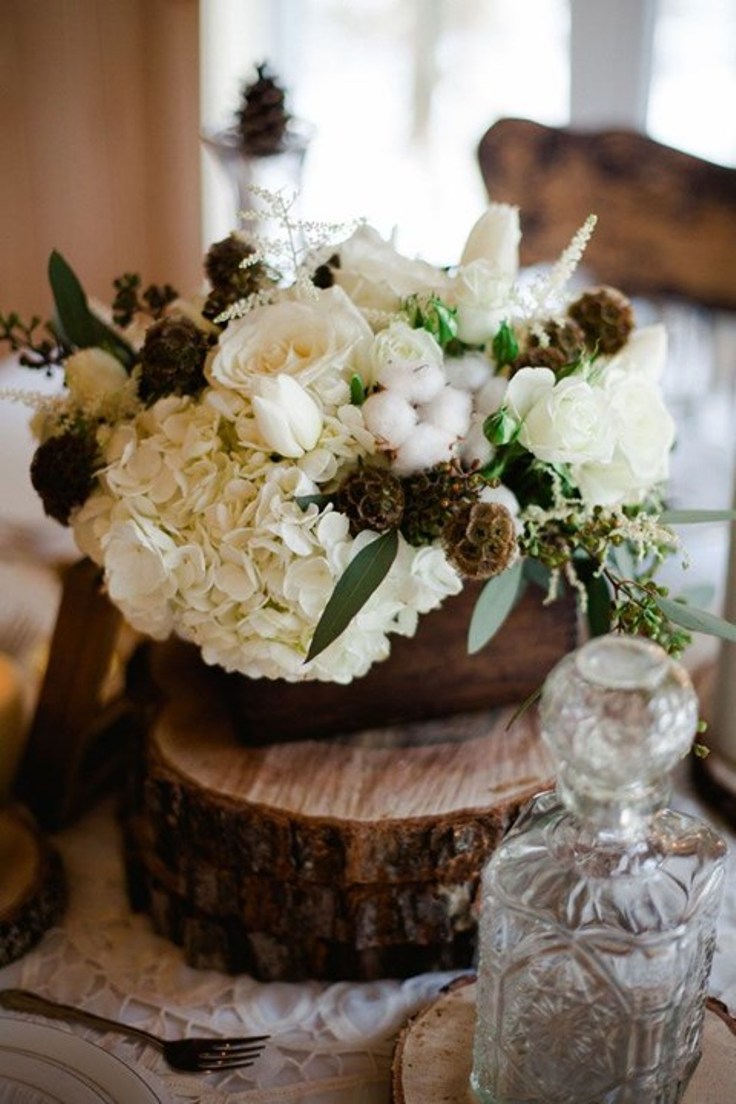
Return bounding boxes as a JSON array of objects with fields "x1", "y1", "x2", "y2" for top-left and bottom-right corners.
[
  {"x1": 523, "y1": 557, "x2": 552, "y2": 592},
  {"x1": 609, "y1": 541, "x2": 638, "y2": 580},
  {"x1": 468, "y1": 560, "x2": 524, "y2": 655},
  {"x1": 660, "y1": 509, "x2": 736, "y2": 524},
  {"x1": 655, "y1": 596, "x2": 736, "y2": 642},
  {"x1": 584, "y1": 572, "x2": 612, "y2": 637},
  {"x1": 295, "y1": 493, "x2": 332, "y2": 511},
  {"x1": 306, "y1": 528, "x2": 399, "y2": 663},
  {"x1": 48, "y1": 251, "x2": 136, "y2": 369}
]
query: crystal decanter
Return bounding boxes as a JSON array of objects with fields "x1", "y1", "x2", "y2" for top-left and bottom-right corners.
[{"x1": 471, "y1": 634, "x2": 726, "y2": 1104}]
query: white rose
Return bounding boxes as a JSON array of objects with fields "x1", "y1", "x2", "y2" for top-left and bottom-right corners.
[
  {"x1": 252, "y1": 374, "x2": 323, "y2": 458},
  {"x1": 65, "y1": 347, "x2": 129, "y2": 405},
  {"x1": 504, "y1": 366, "x2": 556, "y2": 420},
  {"x1": 460, "y1": 203, "x2": 521, "y2": 278},
  {"x1": 331, "y1": 224, "x2": 450, "y2": 312},
  {"x1": 508, "y1": 369, "x2": 615, "y2": 466},
  {"x1": 450, "y1": 260, "x2": 513, "y2": 345},
  {"x1": 209, "y1": 286, "x2": 372, "y2": 398},
  {"x1": 368, "y1": 321, "x2": 445, "y2": 401},
  {"x1": 606, "y1": 324, "x2": 668, "y2": 381}
]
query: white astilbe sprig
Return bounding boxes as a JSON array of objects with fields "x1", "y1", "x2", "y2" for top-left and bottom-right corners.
[
  {"x1": 521, "y1": 214, "x2": 598, "y2": 317},
  {"x1": 238, "y1": 186, "x2": 360, "y2": 296}
]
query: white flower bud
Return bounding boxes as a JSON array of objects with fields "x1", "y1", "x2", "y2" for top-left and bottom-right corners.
[
  {"x1": 65, "y1": 347, "x2": 129, "y2": 405},
  {"x1": 362, "y1": 389, "x2": 417, "y2": 448},
  {"x1": 460, "y1": 203, "x2": 521, "y2": 279},
  {"x1": 252, "y1": 374, "x2": 323, "y2": 458}
]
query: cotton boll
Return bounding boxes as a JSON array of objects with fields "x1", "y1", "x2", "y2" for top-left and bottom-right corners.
[
  {"x1": 475, "y1": 375, "x2": 509, "y2": 416},
  {"x1": 418, "y1": 385, "x2": 472, "y2": 439},
  {"x1": 375, "y1": 357, "x2": 446, "y2": 404},
  {"x1": 444, "y1": 352, "x2": 492, "y2": 393},
  {"x1": 392, "y1": 423, "x2": 455, "y2": 476},
  {"x1": 458, "y1": 415, "x2": 494, "y2": 469},
  {"x1": 362, "y1": 389, "x2": 418, "y2": 448}
]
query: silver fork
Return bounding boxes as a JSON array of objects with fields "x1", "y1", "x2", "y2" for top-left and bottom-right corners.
[{"x1": 0, "y1": 989, "x2": 269, "y2": 1072}]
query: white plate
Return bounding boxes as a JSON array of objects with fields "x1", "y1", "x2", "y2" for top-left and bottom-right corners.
[{"x1": 0, "y1": 1018, "x2": 169, "y2": 1104}]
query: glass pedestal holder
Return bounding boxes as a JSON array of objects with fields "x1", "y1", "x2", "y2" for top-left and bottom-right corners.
[{"x1": 202, "y1": 125, "x2": 312, "y2": 239}]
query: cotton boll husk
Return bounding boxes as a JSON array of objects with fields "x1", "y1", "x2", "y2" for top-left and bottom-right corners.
[
  {"x1": 392, "y1": 423, "x2": 456, "y2": 475},
  {"x1": 418, "y1": 385, "x2": 473, "y2": 439},
  {"x1": 444, "y1": 352, "x2": 492, "y2": 392},
  {"x1": 362, "y1": 389, "x2": 418, "y2": 448}
]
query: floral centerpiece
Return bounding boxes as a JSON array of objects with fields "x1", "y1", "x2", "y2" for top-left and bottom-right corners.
[{"x1": 3, "y1": 192, "x2": 734, "y2": 692}]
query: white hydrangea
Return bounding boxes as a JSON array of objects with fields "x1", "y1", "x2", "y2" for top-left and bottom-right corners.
[{"x1": 73, "y1": 380, "x2": 459, "y2": 683}]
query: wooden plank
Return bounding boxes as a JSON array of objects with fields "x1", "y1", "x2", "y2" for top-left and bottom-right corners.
[{"x1": 15, "y1": 558, "x2": 127, "y2": 830}]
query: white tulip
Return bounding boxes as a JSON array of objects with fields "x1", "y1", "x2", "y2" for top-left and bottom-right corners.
[
  {"x1": 252, "y1": 374, "x2": 323, "y2": 458},
  {"x1": 460, "y1": 203, "x2": 521, "y2": 279}
]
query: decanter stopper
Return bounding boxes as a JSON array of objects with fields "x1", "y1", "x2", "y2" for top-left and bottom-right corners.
[
  {"x1": 541, "y1": 633, "x2": 699, "y2": 828},
  {"x1": 471, "y1": 633, "x2": 727, "y2": 1104}
]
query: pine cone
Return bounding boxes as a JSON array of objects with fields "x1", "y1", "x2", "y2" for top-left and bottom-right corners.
[
  {"x1": 30, "y1": 430, "x2": 98, "y2": 525},
  {"x1": 236, "y1": 63, "x2": 290, "y2": 155},
  {"x1": 442, "y1": 500, "x2": 517, "y2": 580},
  {"x1": 567, "y1": 286, "x2": 634, "y2": 355},
  {"x1": 401, "y1": 462, "x2": 484, "y2": 547},
  {"x1": 336, "y1": 466, "x2": 405, "y2": 536},
  {"x1": 138, "y1": 316, "x2": 211, "y2": 403}
]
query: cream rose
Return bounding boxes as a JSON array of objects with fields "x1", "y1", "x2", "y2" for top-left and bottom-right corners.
[
  {"x1": 330, "y1": 224, "x2": 450, "y2": 312},
  {"x1": 209, "y1": 286, "x2": 372, "y2": 400},
  {"x1": 449, "y1": 260, "x2": 514, "y2": 346}
]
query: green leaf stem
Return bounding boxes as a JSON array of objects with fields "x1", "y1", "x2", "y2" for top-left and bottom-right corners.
[
  {"x1": 467, "y1": 560, "x2": 524, "y2": 655},
  {"x1": 48, "y1": 251, "x2": 136, "y2": 369},
  {"x1": 306, "y1": 528, "x2": 399, "y2": 663},
  {"x1": 660, "y1": 509, "x2": 736, "y2": 524}
]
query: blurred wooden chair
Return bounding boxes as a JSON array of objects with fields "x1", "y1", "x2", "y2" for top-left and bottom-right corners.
[
  {"x1": 479, "y1": 117, "x2": 736, "y2": 829},
  {"x1": 477, "y1": 117, "x2": 736, "y2": 309}
]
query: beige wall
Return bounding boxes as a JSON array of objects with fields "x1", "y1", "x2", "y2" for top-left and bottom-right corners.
[{"x1": 0, "y1": 0, "x2": 202, "y2": 321}]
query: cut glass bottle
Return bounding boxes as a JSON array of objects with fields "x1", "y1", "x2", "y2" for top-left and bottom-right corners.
[{"x1": 471, "y1": 634, "x2": 726, "y2": 1104}]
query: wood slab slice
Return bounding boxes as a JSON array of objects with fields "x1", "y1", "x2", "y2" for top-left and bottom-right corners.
[
  {"x1": 391, "y1": 979, "x2": 736, "y2": 1104},
  {"x1": 125, "y1": 816, "x2": 480, "y2": 948},
  {"x1": 0, "y1": 805, "x2": 66, "y2": 967},
  {"x1": 126, "y1": 640, "x2": 555, "y2": 977},
  {"x1": 134, "y1": 655, "x2": 553, "y2": 886},
  {"x1": 126, "y1": 854, "x2": 477, "y2": 981}
]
